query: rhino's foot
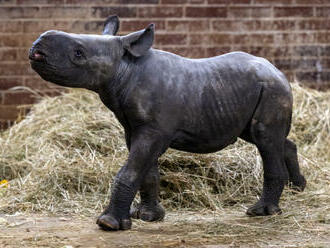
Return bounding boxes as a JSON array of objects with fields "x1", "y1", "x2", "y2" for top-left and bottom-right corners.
[
  {"x1": 130, "y1": 203, "x2": 165, "y2": 222},
  {"x1": 246, "y1": 200, "x2": 282, "y2": 216},
  {"x1": 288, "y1": 175, "x2": 306, "y2": 193},
  {"x1": 96, "y1": 214, "x2": 132, "y2": 231}
]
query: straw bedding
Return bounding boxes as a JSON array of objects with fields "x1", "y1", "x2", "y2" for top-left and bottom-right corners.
[{"x1": 0, "y1": 84, "x2": 329, "y2": 219}]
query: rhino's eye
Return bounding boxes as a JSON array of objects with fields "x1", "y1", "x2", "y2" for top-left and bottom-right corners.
[{"x1": 75, "y1": 49, "x2": 83, "y2": 58}]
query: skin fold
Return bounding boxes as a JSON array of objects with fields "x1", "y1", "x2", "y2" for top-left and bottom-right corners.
[{"x1": 29, "y1": 15, "x2": 306, "y2": 231}]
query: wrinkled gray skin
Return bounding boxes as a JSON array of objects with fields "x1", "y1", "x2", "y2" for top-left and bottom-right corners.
[{"x1": 29, "y1": 16, "x2": 306, "y2": 231}]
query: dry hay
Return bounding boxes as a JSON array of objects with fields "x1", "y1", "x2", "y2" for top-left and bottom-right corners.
[{"x1": 0, "y1": 83, "x2": 329, "y2": 240}]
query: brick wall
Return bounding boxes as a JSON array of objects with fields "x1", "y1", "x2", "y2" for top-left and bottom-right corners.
[{"x1": 1, "y1": 0, "x2": 330, "y2": 129}]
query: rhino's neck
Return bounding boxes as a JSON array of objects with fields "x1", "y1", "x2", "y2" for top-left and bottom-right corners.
[{"x1": 98, "y1": 58, "x2": 133, "y2": 127}]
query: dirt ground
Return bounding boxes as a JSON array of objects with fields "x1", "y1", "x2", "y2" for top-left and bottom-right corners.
[{"x1": 1, "y1": 211, "x2": 329, "y2": 248}]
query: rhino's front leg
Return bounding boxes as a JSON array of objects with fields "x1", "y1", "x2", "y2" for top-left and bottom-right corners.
[
  {"x1": 130, "y1": 165, "x2": 165, "y2": 221},
  {"x1": 97, "y1": 129, "x2": 168, "y2": 231}
]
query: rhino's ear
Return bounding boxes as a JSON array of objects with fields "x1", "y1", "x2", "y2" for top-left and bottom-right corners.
[
  {"x1": 103, "y1": 15, "x2": 120, "y2": 35},
  {"x1": 121, "y1": 24, "x2": 154, "y2": 57}
]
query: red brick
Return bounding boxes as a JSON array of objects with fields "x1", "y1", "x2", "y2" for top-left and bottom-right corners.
[
  {"x1": 71, "y1": 20, "x2": 103, "y2": 33},
  {"x1": 92, "y1": 6, "x2": 137, "y2": 18},
  {"x1": 2, "y1": 90, "x2": 37, "y2": 105},
  {"x1": 155, "y1": 34, "x2": 187, "y2": 45},
  {"x1": 274, "y1": 7, "x2": 313, "y2": 17},
  {"x1": 37, "y1": 7, "x2": 89, "y2": 18},
  {"x1": 320, "y1": 71, "x2": 330, "y2": 82},
  {"x1": 23, "y1": 20, "x2": 70, "y2": 33},
  {"x1": 249, "y1": 34, "x2": 274, "y2": 44},
  {"x1": 254, "y1": 20, "x2": 296, "y2": 31},
  {"x1": 0, "y1": 7, "x2": 87, "y2": 20},
  {"x1": 167, "y1": 20, "x2": 209, "y2": 32},
  {"x1": 250, "y1": 46, "x2": 275, "y2": 58},
  {"x1": 276, "y1": 59, "x2": 318, "y2": 70},
  {"x1": 189, "y1": 0, "x2": 205, "y2": 3},
  {"x1": 16, "y1": 0, "x2": 65, "y2": 4},
  {"x1": 276, "y1": 32, "x2": 316, "y2": 45},
  {"x1": 273, "y1": 46, "x2": 292, "y2": 57},
  {"x1": 0, "y1": 49, "x2": 17, "y2": 61},
  {"x1": 283, "y1": 71, "x2": 294, "y2": 82},
  {"x1": 0, "y1": 77, "x2": 23, "y2": 90},
  {"x1": 0, "y1": 7, "x2": 39, "y2": 19},
  {"x1": 65, "y1": 0, "x2": 95, "y2": 3},
  {"x1": 293, "y1": 32, "x2": 317, "y2": 44},
  {"x1": 17, "y1": 48, "x2": 30, "y2": 61},
  {"x1": 161, "y1": 0, "x2": 187, "y2": 3},
  {"x1": 316, "y1": 7, "x2": 330, "y2": 17},
  {"x1": 207, "y1": 0, "x2": 227, "y2": 3},
  {"x1": 118, "y1": 0, "x2": 159, "y2": 3},
  {"x1": 0, "y1": 35, "x2": 21, "y2": 47},
  {"x1": 0, "y1": 34, "x2": 38, "y2": 48},
  {"x1": 307, "y1": 82, "x2": 330, "y2": 91},
  {"x1": 296, "y1": 71, "x2": 319, "y2": 83},
  {"x1": 161, "y1": 0, "x2": 204, "y2": 3},
  {"x1": 320, "y1": 59, "x2": 330, "y2": 68},
  {"x1": 0, "y1": 0, "x2": 16, "y2": 4},
  {"x1": 274, "y1": 33, "x2": 294, "y2": 44},
  {"x1": 296, "y1": 0, "x2": 330, "y2": 4},
  {"x1": 190, "y1": 34, "x2": 232, "y2": 45},
  {"x1": 255, "y1": 0, "x2": 293, "y2": 4},
  {"x1": 0, "y1": 120, "x2": 15, "y2": 130},
  {"x1": 228, "y1": 7, "x2": 271, "y2": 19},
  {"x1": 0, "y1": 21, "x2": 23, "y2": 33},
  {"x1": 189, "y1": 34, "x2": 205, "y2": 45},
  {"x1": 232, "y1": 46, "x2": 250, "y2": 53},
  {"x1": 43, "y1": 91, "x2": 63, "y2": 97},
  {"x1": 20, "y1": 34, "x2": 40, "y2": 47},
  {"x1": 0, "y1": 63, "x2": 34, "y2": 76},
  {"x1": 0, "y1": 105, "x2": 21, "y2": 120},
  {"x1": 250, "y1": 44, "x2": 292, "y2": 58},
  {"x1": 186, "y1": 7, "x2": 227, "y2": 18},
  {"x1": 212, "y1": 20, "x2": 254, "y2": 32},
  {"x1": 232, "y1": 34, "x2": 249, "y2": 44},
  {"x1": 208, "y1": 0, "x2": 251, "y2": 3},
  {"x1": 271, "y1": 20, "x2": 296, "y2": 30},
  {"x1": 251, "y1": 7, "x2": 271, "y2": 18},
  {"x1": 162, "y1": 46, "x2": 206, "y2": 58},
  {"x1": 317, "y1": 32, "x2": 330, "y2": 44},
  {"x1": 121, "y1": 20, "x2": 166, "y2": 32},
  {"x1": 67, "y1": 0, "x2": 159, "y2": 3},
  {"x1": 209, "y1": 34, "x2": 232, "y2": 45},
  {"x1": 293, "y1": 46, "x2": 319, "y2": 57},
  {"x1": 297, "y1": 19, "x2": 330, "y2": 30},
  {"x1": 205, "y1": 46, "x2": 231, "y2": 57},
  {"x1": 320, "y1": 46, "x2": 330, "y2": 56},
  {"x1": 138, "y1": 7, "x2": 183, "y2": 18},
  {"x1": 24, "y1": 77, "x2": 64, "y2": 90}
]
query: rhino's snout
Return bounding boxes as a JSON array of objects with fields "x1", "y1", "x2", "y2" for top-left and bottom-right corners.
[
  {"x1": 29, "y1": 47, "x2": 47, "y2": 62},
  {"x1": 29, "y1": 30, "x2": 63, "y2": 62}
]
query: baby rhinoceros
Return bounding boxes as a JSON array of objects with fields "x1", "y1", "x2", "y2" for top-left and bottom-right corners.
[{"x1": 29, "y1": 15, "x2": 306, "y2": 231}]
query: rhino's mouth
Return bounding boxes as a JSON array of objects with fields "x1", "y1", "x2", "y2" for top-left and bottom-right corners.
[
  {"x1": 29, "y1": 48, "x2": 47, "y2": 62},
  {"x1": 29, "y1": 48, "x2": 59, "y2": 83}
]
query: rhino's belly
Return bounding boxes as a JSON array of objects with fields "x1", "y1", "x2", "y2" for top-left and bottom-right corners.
[
  {"x1": 169, "y1": 128, "x2": 239, "y2": 154},
  {"x1": 168, "y1": 87, "x2": 259, "y2": 153}
]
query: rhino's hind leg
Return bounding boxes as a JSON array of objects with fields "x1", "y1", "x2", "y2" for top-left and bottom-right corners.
[
  {"x1": 285, "y1": 139, "x2": 306, "y2": 192},
  {"x1": 246, "y1": 129, "x2": 288, "y2": 216},
  {"x1": 243, "y1": 84, "x2": 293, "y2": 216},
  {"x1": 130, "y1": 165, "x2": 165, "y2": 222}
]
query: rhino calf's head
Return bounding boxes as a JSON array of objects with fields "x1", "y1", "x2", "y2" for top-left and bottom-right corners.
[{"x1": 29, "y1": 16, "x2": 154, "y2": 91}]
